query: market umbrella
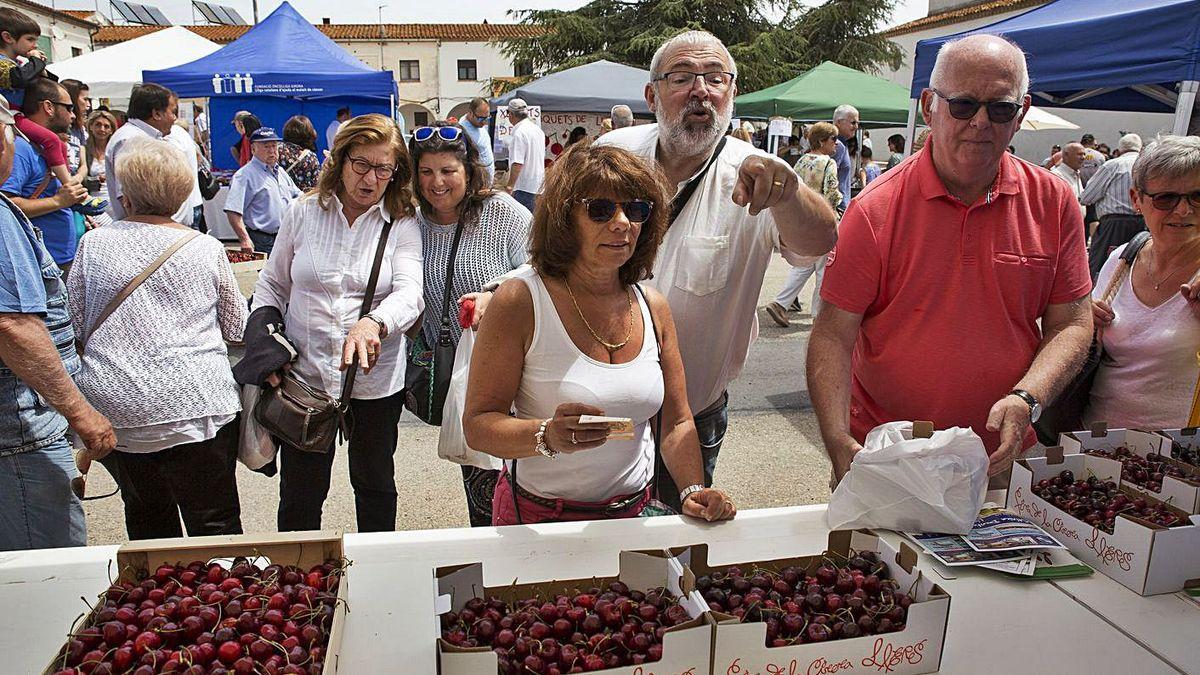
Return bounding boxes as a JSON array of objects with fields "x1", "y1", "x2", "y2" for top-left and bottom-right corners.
[
  {"x1": 1021, "y1": 106, "x2": 1080, "y2": 131},
  {"x1": 734, "y1": 61, "x2": 911, "y2": 127}
]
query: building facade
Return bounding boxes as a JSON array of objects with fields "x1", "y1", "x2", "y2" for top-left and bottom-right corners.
[{"x1": 0, "y1": 0, "x2": 95, "y2": 62}]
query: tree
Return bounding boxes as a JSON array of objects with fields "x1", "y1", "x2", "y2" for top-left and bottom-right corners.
[{"x1": 495, "y1": 0, "x2": 903, "y2": 94}]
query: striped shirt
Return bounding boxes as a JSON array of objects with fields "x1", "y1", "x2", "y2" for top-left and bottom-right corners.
[{"x1": 1079, "y1": 151, "x2": 1138, "y2": 218}]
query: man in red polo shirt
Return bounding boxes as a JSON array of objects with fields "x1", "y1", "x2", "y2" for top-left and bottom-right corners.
[{"x1": 809, "y1": 34, "x2": 1093, "y2": 482}]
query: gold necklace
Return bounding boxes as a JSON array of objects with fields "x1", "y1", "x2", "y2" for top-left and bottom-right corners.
[
  {"x1": 564, "y1": 279, "x2": 633, "y2": 353},
  {"x1": 1146, "y1": 245, "x2": 1200, "y2": 290}
]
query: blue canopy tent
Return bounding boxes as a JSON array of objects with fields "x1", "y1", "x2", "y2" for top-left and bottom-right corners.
[
  {"x1": 904, "y1": 0, "x2": 1200, "y2": 152},
  {"x1": 144, "y1": 2, "x2": 397, "y2": 169}
]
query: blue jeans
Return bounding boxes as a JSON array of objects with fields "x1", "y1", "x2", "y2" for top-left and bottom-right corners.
[
  {"x1": 0, "y1": 436, "x2": 86, "y2": 550},
  {"x1": 247, "y1": 228, "x2": 277, "y2": 255},
  {"x1": 513, "y1": 190, "x2": 538, "y2": 213},
  {"x1": 654, "y1": 391, "x2": 728, "y2": 512}
]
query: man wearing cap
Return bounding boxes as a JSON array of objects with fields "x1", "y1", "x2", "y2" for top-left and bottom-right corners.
[
  {"x1": 502, "y1": 98, "x2": 545, "y2": 213},
  {"x1": 225, "y1": 127, "x2": 301, "y2": 255}
]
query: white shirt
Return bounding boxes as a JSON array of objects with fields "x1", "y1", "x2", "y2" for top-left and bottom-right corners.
[
  {"x1": 508, "y1": 117, "x2": 545, "y2": 194},
  {"x1": 193, "y1": 112, "x2": 209, "y2": 144},
  {"x1": 251, "y1": 193, "x2": 425, "y2": 399},
  {"x1": 596, "y1": 124, "x2": 798, "y2": 412},
  {"x1": 1086, "y1": 243, "x2": 1200, "y2": 428},
  {"x1": 105, "y1": 119, "x2": 197, "y2": 226},
  {"x1": 1050, "y1": 163, "x2": 1085, "y2": 219},
  {"x1": 325, "y1": 119, "x2": 341, "y2": 149},
  {"x1": 165, "y1": 125, "x2": 203, "y2": 214}
]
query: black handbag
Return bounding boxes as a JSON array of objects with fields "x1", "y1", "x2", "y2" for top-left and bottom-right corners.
[
  {"x1": 1034, "y1": 231, "x2": 1150, "y2": 445},
  {"x1": 198, "y1": 165, "x2": 220, "y2": 200},
  {"x1": 254, "y1": 218, "x2": 395, "y2": 453},
  {"x1": 404, "y1": 219, "x2": 465, "y2": 425}
]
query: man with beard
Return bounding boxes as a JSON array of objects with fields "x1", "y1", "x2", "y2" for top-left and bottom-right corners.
[{"x1": 595, "y1": 30, "x2": 837, "y2": 510}]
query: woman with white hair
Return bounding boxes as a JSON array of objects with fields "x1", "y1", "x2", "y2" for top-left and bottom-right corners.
[
  {"x1": 67, "y1": 137, "x2": 247, "y2": 540},
  {"x1": 1086, "y1": 135, "x2": 1200, "y2": 429}
]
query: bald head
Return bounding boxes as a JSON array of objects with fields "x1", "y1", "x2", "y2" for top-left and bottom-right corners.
[
  {"x1": 929, "y1": 34, "x2": 1029, "y2": 101},
  {"x1": 1062, "y1": 142, "x2": 1086, "y2": 170}
]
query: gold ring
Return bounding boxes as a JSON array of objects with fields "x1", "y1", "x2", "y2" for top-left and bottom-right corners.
[
  {"x1": 571, "y1": 431, "x2": 578, "y2": 445},
  {"x1": 772, "y1": 180, "x2": 784, "y2": 187}
]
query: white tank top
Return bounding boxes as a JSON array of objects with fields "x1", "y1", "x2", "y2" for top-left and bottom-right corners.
[{"x1": 510, "y1": 268, "x2": 664, "y2": 502}]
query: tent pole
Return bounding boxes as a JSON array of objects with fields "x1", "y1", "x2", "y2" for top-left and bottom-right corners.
[
  {"x1": 904, "y1": 98, "x2": 918, "y2": 157},
  {"x1": 1173, "y1": 80, "x2": 1198, "y2": 136}
]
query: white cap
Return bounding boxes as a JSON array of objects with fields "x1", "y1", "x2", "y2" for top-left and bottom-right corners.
[{"x1": 507, "y1": 98, "x2": 529, "y2": 114}]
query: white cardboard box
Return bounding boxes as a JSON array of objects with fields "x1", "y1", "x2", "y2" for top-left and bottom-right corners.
[
  {"x1": 1060, "y1": 426, "x2": 1200, "y2": 513},
  {"x1": 1007, "y1": 448, "x2": 1200, "y2": 595},
  {"x1": 434, "y1": 548, "x2": 712, "y2": 675},
  {"x1": 700, "y1": 530, "x2": 950, "y2": 675},
  {"x1": 1157, "y1": 427, "x2": 1200, "y2": 464}
]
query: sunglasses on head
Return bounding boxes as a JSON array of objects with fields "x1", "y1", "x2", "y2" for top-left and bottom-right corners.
[
  {"x1": 1140, "y1": 190, "x2": 1200, "y2": 212},
  {"x1": 930, "y1": 88, "x2": 1022, "y2": 124},
  {"x1": 580, "y1": 198, "x2": 654, "y2": 224},
  {"x1": 413, "y1": 126, "x2": 463, "y2": 143}
]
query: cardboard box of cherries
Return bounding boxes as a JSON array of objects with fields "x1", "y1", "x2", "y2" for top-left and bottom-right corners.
[
  {"x1": 1060, "y1": 426, "x2": 1200, "y2": 514},
  {"x1": 44, "y1": 532, "x2": 349, "y2": 675}
]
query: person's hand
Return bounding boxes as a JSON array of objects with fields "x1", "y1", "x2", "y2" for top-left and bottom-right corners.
[
  {"x1": 70, "y1": 407, "x2": 116, "y2": 461},
  {"x1": 985, "y1": 394, "x2": 1032, "y2": 476},
  {"x1": 84, "y1": 215, "x2": 98, "y2": 231},
  {"x1": 1182, "y1": 279, "x2": 1200, "y2": 320},
  {"x1": 1092, "y1": 299, "x2": 1114, "y2": 327},
  {"x1": 238, "y1": 236, "x2": 255, "y2": 254},
  {"x1": 503, "y1": 184, "x2": 514, "y2": 194},
  {"x1": 544, "y1": 402, "x2": 609, "y2": 454},
  {"x1": 265, "y1": 361, "x2": 292, "y2": 387},
  {"x1": 97, "y1": 174, "x2": 106, "y2": 185},
  {"x1": 341, "y1": 318, "x2": 383, "y2": 373},
  {"x1": 829, "y1": 436, "x2": 863, "y2": 482},
  {"x1": 458, "y1": 292, "x2": 492, "y2": 331},
  {"x1": 27, "y1": 48, "x2": 47, "y2": 62},
  {"x1": 56, "y1": 182, "x2": 89, "y2": 208},
  {"x1": 682, "y1": 488, "x2": 736, "y2": 522},
  {"x1": 732, "y1": 155, "x2": 799, "y2": 216}
]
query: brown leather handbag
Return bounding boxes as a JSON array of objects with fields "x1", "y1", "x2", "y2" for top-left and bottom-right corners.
[{"x1": 254, "y1": 218, "x2": 395, "y2": 454}]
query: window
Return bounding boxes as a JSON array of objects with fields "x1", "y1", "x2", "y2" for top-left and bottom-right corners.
[
  {"x1": 71, "y1": 47, "x2": 84, "y2": 58},
  {"x1": 457, "y1": 59, "x2": 477, "y2": 81},
  {"x1": 398, "y1": 60, "x2": 420, "y2": 82},
  {"x1": 514, "y1": 60, "x2": 533, "y2": 78},
  {"x1": 413, "y1": 111, "x2": 429, "y2": 127},
  {"x1": 37, "y1": 36, "x2": 51, "y2": 62}
]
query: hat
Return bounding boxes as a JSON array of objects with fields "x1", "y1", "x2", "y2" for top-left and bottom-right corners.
[
  {"x1": 0, "y1": 94, "x2": 13, "y2": 126},
  {"x1": 249, "y1": 127, "x2": 281, "y2": 143},
  {"x1": 507, "y1": 98, "x2": 528, "y2": 114}
]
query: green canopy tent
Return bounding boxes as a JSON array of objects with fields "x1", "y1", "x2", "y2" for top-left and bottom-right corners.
[{"x1": 735, "y1": 61, "x2": 911, "y2": 128}]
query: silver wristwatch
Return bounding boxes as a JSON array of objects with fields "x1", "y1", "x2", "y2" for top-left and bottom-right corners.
[
  {"x1": 679, "y1": 484, "x2": 705, "y2": 504},
  {"x1": 534, "y1": 418, "x2": 558, "y2": 458}
]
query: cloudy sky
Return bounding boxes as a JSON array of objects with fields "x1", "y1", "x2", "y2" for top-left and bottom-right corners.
[{"x1": 57, "y1": 0, "x2": 929, "y2": 29}]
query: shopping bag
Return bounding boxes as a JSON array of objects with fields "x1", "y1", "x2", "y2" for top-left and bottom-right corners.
[
  {"x1": 238, "y1": 384, "x2": 279, "y2": 471},
  {"x1": 825, "y1": 421, "x2": 989, "y2": 534},
  {"x1": 436, "y1": 328, "x2": 502, "y2": 471}
]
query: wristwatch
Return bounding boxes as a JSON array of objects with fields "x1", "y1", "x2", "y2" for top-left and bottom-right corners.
[
  {"x1": 364, "y1": 312, "x2": 388, "y2": 338},
  {"x1": 679, "y1": 484, "x2": 705, "y2": 504},
  {"x1": 534, "y1": 418, "x2": 559, "y2": 459},
  {"x1": 1010, "y1": 389, "x2": 1043, "y2": 424}
]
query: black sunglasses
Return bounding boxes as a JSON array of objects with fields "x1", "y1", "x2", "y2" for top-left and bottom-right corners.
[
  {"x1": 1140, "y1": 190, "x2": 1200, "y2": 212},
  {"x1": 930, "y1": 88, "x2": 1021, "y2": 123},
  {"x1": 51, "y1": 100, "x2": 76, "y2": 113},
  {"x1": 580, "y1": 198, "x2": 654, "y2": 224}
]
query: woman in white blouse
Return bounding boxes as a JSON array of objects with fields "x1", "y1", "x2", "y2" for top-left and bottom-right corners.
[
  {"x1": 1087, "y1": 135, "x2": 1200, "y2": 429},
  {"x1": 253, "y1": 114, "x2": 424, "y2": 532},
  {"x1": 68, "y1": 138, "x2": 247, "y2": 540}
]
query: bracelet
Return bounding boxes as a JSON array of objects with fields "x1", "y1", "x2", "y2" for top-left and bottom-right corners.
[
  {"x1": 534, "y1": 418, "x2": 558, "y2": 459},
  {"x1": 679, "y1": 484, "x2": 704, "y2": 503}
]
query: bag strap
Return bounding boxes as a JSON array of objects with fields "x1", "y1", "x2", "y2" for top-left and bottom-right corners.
[
  {"x1": 341, "y1": 218, "x2": 395, "y2": 403},
  {"x1": 437, "y1": 221, "x2": 467, "y2": 342},
  {"x1": 635, "y1": 283, "x2": 666, "y2": 500},
  {"x1": 30, "y1": 171, "x2": 53, "y2": 200},
  {"x1": 77, "y1": 230, "x2": 200, "y2": 353},
  {"x1": 1101, "y1": 231, "x2": 1152, "y2": 304},
  {"x1": 285, "y1": 149, "x2": 313, "y2": 175},
  {"x1": 669, "y1": 136, "x2": 727, "y2": 226}
]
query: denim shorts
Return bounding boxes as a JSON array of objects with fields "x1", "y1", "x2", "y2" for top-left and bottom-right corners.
[{"x1": 0, "y1": 435, "x2": 85, "y2": 550}]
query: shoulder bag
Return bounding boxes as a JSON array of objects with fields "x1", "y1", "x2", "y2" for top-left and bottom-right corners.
[
  {"x1": 404, "y1": 219, "x2": 465, "y2": 426},
  {"x1": 1034, "y1": 231, "x2": 1151, "y2": 444},
  {"x1": 254, "y1": 218, "x2": 395, "y2": 454}
]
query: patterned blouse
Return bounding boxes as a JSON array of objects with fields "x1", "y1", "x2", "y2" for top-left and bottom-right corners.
[
  {"x1": 278, "y1": 141, "x2": 321, "y2": 191},
  {"x1": 793, "y1": 152, "x2": 842, "y2": 212}
]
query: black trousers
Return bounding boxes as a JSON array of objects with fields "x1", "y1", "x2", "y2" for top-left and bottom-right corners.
[
  {"x1": 277, "y1": 391, "x2": 403, "y2": 532},
  {"x1": 99, "y1": 420, "x2": 242, "y2": 540},
  {"x1": 1088, "y1": 213, "x2": 1147, "y2": 281}
]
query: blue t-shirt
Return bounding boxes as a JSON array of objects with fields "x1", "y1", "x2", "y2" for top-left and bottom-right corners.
[
  {"x1": 833, "y1": 138, "x2": 851, "y2": 212},
  {"x1": 1, "y1": 137, "x2": 75, "y2": 265},
  {"x1": 0, "y1": 194, "x2": 50, "y2": 314},
  {"x1": 459, "y1": 119, "x2": 494, "y2": 168}
]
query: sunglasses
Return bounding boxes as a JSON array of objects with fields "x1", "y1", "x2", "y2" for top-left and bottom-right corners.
[
  {"x1": 580, "y1": 198, "x2": 654, "y2": 224},
  {"x1": 413, "y1": 126, "x2": 463, "y2": 143},
  {"x1": 51, "y1": 100, "x2": 75, "y2": 113},
  {"x1": 930, "y1": 88, "x2": 1022, "y2": 124},
  {"x1": 71, "y1": 448, "x2": 121, "y2": 501},
  {"x1": 1140, "y1": 190, "x2": 1200, "y2": 212}
]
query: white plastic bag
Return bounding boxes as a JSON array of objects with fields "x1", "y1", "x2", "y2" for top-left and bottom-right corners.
[
  {"x1": 237, "y1": 384, "x2": 278, "y2": 471},
  {"x1": 825, "y1": 421, "x2": 989, "y2": 534},
  {"x1": 437, "y1": 329, "x2": 503, "y2": 471}
]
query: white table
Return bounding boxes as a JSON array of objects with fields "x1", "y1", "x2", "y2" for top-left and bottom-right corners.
[{"x1": 2, "y1": 506, "x2": 1193, "y2": 674}]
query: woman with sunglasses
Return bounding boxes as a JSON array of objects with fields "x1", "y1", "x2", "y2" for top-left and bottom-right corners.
[
  {"x1": 409, "y1": 122, "x2": 532, "y2": 526},
  {"x1": 249, "y1": 114, "x2": 424, "y2": 532},
  {"x1": 463, "y1": 143, "x2": 736, "y2": 526},
  {"x1": 1086, "y1": 135, "x2": 1200, "y2": 429}
]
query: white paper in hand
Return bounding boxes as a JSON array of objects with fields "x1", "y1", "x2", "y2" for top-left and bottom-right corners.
[
  {"x1": 825, "y1": 421, "x2": 990, "y2": 535},
  {"x1": 578, "y1": 415, "x2": 635, "y2": 440}
]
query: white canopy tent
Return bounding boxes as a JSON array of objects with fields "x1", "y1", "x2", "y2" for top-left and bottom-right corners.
[{"x1": 52, "y1": 27, "x2": 220, "y2": 102}]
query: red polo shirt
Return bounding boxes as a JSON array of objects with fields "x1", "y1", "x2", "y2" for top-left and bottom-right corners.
[{"x1": 820, "y1": 141, "x2": 1091, "y2": 453}]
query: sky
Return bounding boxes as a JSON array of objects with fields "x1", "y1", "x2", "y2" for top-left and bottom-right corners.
[{"x1": 56, "y1": 0, "x2": 929, "y2": 29}]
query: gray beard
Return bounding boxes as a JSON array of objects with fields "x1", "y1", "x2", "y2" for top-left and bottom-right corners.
[{"x1": 656, "y1": 101, "x2": 733, "y2": 160}]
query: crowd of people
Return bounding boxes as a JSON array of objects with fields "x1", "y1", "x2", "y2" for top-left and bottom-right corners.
[{"x1": 0, "y1": 13, "x2": 1196, "y2": 552}]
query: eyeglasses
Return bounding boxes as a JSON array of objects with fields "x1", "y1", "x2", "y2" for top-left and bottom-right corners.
[
  {"x1": 579, "y1": 198, "x2": 654, "y2": 224},
  {"x1": 653, "y1": 71, "x2": 736, "y2": 93},
  {"x1": 930, "y1": 88, "x2": 1022, "y2": 124},
  {"x1": 413, "y1": 126, "x2": 463, "y2": 143},
  {"x1": 51, "y1": 100, "x2": 75, "y2": 113},
  {"x1": 346, "y1": 156, "x2": 397, "y2": 180},
  {"x1": 70, "y1": 448, "x2": 122, "y2": 501},
  {"x1": 1140, "y1": 190, "x2": 1200, "y2": 211}
]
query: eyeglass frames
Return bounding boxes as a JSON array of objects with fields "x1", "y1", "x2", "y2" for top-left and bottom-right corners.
[
  {"x1": 653, "y1": 70, "x2": 736, "y2": 93},
  {"x1": 1140, "y1": 190, "x2": 1200, "y2": 212},
  {"x1": 579, "y1": 198, "x2": 654, "y2": 224},
  {"x1": 413, "y1": 126, "x2": 464, "y2": 143},
  {"x1": 346, "y1": 156, "x2": 397, "y2": 180},
  {"x1": 930, "y1": 88, "x2": 1022, "y2": 124}
]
